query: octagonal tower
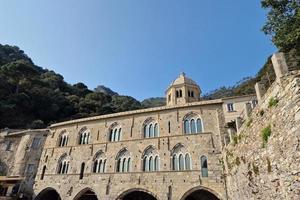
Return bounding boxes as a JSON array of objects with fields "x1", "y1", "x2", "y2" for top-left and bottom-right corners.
[{"x1": 166, "y1": 72, "x2": 201, "y2": 106}]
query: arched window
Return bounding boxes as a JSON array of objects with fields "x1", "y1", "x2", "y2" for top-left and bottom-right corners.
[
  {"x1": 149, "y1": 156, "x2": 154, "y2": 171},
  {"x1": 114, "y1": 129, "x2": 118, "y2": 141},
  {"x1": 41, "y1": 165, "x2": 46, "y2": 180},
  {"x1": 179, "y1": 89, "x2": 182, "y2": 97},
  {"x1": 79, "y1": 127, "x2": 91, "y2": 145},
  {"x1": 92, "y1": 151, "x2": 107, "y2": 173},
  {"x1": 183, "y1": 113, "x2": 204, "y2": 134},
  {"x1": 142, "y1": 146, "x2": 159, "y2": 172},
  {"x1": 154, "y1": 123, "x2": 159, "y2": 137},
  {"x1": 184, "y1": 120, "x2": 190, "y2": 134},
  {"x1": 116, "y1": 149, "x2": 131, "y2": 173},
  {"x1": 57, "y1": 154, "x2": 70, "y2": 174},
  {"x1": 79, "y1": 162, "x2": 85, "y2": 179},
  {"x1": 185, "y1": 154, "x2": 191, "y2": 170},
  {"x1": 171, "y1": 144, "x2": 192, "y2": 171},
  {"x1": 143, "y1": 119, "x2": 159, "y2": 138},
  {"x1": 127, "y1": 158, "x2": 131, "y2": 172},
  {"x1": 172, "y1": 154, "x2": 178, "y2": 170},
  {"x1": 191, "y1": 91, "x2": 194, "y2": 97},
  {"x1": 196, "y1": 118, "x2": 203, "y2": 133},
  {"x1": 190, "y1": 119, "x2": 196, "y2": 133},
  {"x1": 144, "y1": 125, "x2": 149, "y2": 138},
  {"x1": 117, "y1": 158, "x2": 122, "y2": 172},
  {"x1": 154, "y1": 155, "x2": 159, "y2": 171},
  {"x1": 149, "y1": 124, "x2": 154, "y2": 138},
  {"x1": 179, "y1": 154, "x2": 184, "y2": 170},
  {"x1": 109, "y1": 123, "x2": 122, "y2": 142},
  {"x1": 201, "y1": 156, "x2": 208, "y2": 177},
  {"x1": 176, "y1": 90, "x2": 179, "y2": 98},
  {"x1": 58, "y1": 131, "x2": 69, "y2": 147}
]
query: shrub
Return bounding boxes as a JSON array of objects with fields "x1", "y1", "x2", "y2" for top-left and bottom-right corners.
[
  {"x1": 268, "y1": 97, "x2": 279, "y2": 108},
  {"x1": 246, "y1": 118, "x2": 253, "y2": 127},
  {"x1": 262, "y1": 125, "x2": 272, "y2": 146}
]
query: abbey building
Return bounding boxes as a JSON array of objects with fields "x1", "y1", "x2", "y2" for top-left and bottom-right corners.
[{"x1": 32, "y1": 73, "x2": 256, "y2": 200}]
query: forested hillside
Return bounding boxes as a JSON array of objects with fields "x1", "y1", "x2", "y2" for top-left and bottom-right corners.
[{"x1": 0, "y1": 44, "x2": 142, "y2": 129}]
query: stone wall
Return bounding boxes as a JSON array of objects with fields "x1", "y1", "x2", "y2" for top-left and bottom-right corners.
[{"x1": 224, "y1": 69, "x2": 300, "y2": 199}]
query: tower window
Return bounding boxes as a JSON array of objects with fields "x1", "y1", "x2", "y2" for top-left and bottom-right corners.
[
  {"x1": 179, "y1": 90, "x2": 182, "y2": 97},
  {"x1": 227, "y1": 103, "x2": 234, "y2": 112},
  {"x1": 191, "y1": 91, "x2": 194, "y2": 97},
  {"x1": 188, "y1": 91, "x2": 191, "y2": 97}
]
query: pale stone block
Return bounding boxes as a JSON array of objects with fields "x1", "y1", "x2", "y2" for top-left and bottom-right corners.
[
  {"x1": 271, "y1": 52, "x2": 289, "y2": 79},
  {"x1": 255, "y1": 82, "x2": 266, "y2": 103}
]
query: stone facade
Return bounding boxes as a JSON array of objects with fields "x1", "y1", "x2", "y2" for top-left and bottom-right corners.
[
  {"x1": 33, "y1": 73, "x2": 258, "y2": 200},
  {"x1": 33, "y1": 100, "x2": 227, "y2": 200},
  {"x1": 0, "y1": 129, "x2": 49, "y2": 200},
  {"x1": 224, "y1": 60, "x2": 300, "y2": 198}
]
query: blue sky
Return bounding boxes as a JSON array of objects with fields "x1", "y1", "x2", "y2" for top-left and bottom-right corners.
[{"x1": 0, "y1": 0, "x2": 276, "y2": 101}]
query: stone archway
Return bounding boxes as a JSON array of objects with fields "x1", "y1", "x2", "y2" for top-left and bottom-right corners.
[
  {"x1": 117, "y1": 189, "x2": 157, "y2": 200},
  {"x1": 73, "y1": 188, "x2": 98, "y2": 200},
  {"x1": 181, "y1": 187, "x2": 221, "y2": 200},
  {"x1": 35, "y1": 188, "x2": 61, "y2": 200}
]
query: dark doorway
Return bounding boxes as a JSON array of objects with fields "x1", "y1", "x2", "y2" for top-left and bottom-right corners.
[
  {"x1": 184, "y1": 189, "x2": 219, "y2": 200},
  {"x1": 76, "y1": 190, "x2": 98, "y2": 200},
  {"x1": 122, "y1": 191, "x2": 156, "y2": 200},
  {"x1": 35, "y1": 188, "x2": 61, "y2": 200}
]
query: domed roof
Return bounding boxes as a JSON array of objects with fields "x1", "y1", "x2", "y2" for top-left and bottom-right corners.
[{"x1": 169, "y1": 72, "x2": 198, "y2": 87}]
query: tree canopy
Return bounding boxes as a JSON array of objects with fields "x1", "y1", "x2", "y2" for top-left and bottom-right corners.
[{"x1": 261, "y1": 0, "x2": 300, "y2": 51}]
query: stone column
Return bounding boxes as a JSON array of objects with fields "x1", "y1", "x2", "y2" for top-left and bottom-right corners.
[
  {"x1": 271, "y1": 52, "x2": 289, "y2": 81},
  {"x1": 255, "y1": 82, "x2": 266, "y2": 103},
  {"x1": 235, "y1": 117, "x2": 242, "y2": 132},
  {"x1": 244, "y1": 103, "x2": 252, "y2": 119}
]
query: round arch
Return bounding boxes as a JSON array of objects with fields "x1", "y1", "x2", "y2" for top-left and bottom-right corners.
[
  {"x1": 180, "y1": 186, "x2": 222, "y2": 200},
  {"x1": 73, "y1": 188, "x2": 98, "y2": 200},
  {"x1": 116, "y1": 188, "x2": 158, "y2": 200},
  {"x1": 35, "y1": 187, "x2": 61, "y2": 200}
]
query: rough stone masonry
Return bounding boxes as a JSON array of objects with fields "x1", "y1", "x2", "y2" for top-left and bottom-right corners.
[{"x1": 224, "y1": 53, "x2": 300, "y2": 200}]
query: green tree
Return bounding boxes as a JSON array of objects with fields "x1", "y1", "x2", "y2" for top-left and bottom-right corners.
[
  {"x1": 261, "y1": 0, "x2": 300, "y2": 51},
  {"x1": 0, "y1": 60, "x2": 39, "y2": 94}
]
